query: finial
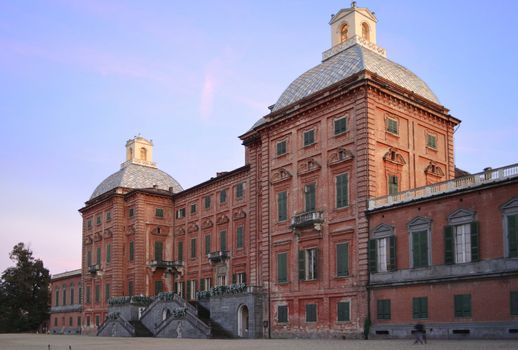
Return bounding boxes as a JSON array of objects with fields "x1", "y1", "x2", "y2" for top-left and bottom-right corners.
[{"x1": 351, "y1": 1, "x2": 357, "y2": 8}]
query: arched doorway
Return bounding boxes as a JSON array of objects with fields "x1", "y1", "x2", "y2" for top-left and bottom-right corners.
[{"x1": 237, "y1": 304, "x2": 249, "y2": 338}]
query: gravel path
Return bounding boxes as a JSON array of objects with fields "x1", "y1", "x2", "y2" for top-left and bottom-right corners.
[{"x1": 0, "y1": 334, "x2": 516, "y2": 350}]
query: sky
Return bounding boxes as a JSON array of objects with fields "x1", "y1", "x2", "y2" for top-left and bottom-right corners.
[{"x1": 1, "y1": 0, "x2": 517, "y2": 275}]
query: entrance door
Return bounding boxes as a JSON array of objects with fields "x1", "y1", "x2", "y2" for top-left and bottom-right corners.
[{"x1": 237, "y1": 304, "x2": 249, "y2": 337}]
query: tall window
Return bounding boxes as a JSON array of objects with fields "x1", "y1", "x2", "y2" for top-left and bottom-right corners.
[
  {"x1": 409, "y1": 217, "x2": 431, "y2": 269},
  {"x1": 299, "y1": 248, "x2": 317, "y2": 281},
  {"x1": 370, "y1": 227, "x2": 398, "y2": 273},
  {"x1": 444, "y1": 210, "x2": 479, "y2": 264},
  {"x1": 511, "y1": 291, "x2": 518, "y2": 316},
  {"x1": 96, "y1": 247, "x2": 101, "y2": 265},
  {"x1": 205, "y1": 235, "x2": 211, "y2": 255},
  {"x1": 426, "y1": 134, "x2": 437, "y2": 149},
  {"x1": 303, "y1": 129, "x2": 315, "y2": 146},
  {"x1": 236, "y1": 183, "x2": 244, "y2": 199},
  {"x1": 454, "y1": 294, "x2": 471, "y2": 317},
  {"x1": 340, "y1": 23, "x2": 348, "y2": 42},
  {"x1": 304, "y1": 183, "x2": 316, "y2": 211},
  {"x1": 129, "y1": 241, "x2": 134, "y2": 261},
  {"x1": 105, "y1": 284, "x2": 110, "y2": 301},
  {"x1": 236, "y1": 226, "x2": 244, "y2": 249},
  {"x1": 306, "y1": 304, "x2": 317, "y2": 322},
  {"x1": 336, "y1": 174, "x2": 348, "y2": 208},
  {"x1": 190, "y1": 238, "x2": 196, "y2": 258},
  {"x1": 177, "y1": 241, "x2": 184, "y2": 261},
  {"x1": 87, "y1": 250, "x2": 92, "y2": 266},
  {"x1": 95, "y1": 285, "x2": 100, "y2": 304},
  {"x1": 413, "y1": 297, "x2": 428, "y2": 319},
  {"x1": 154, "y1": 241, "x2": 163, "y2": 261},
  {"x1": 277, "y1": 252, "x2": 288, "y2": 283},
  {"x1": 278, "y1": 191, "x2": 288, "y2": 222},
  {"x1": 70, "y1": 284, "x2": 75, "y2": 305},
  {"x1": 337, "y1": 301, "x2": 350, "y2": 322},
  {"x1": 187, "y1": 280, "x2": 196, "y2": 300},
  {"x1": 86, "y1": 286, "x2": 91, "y2": 304},
  {"x1": 55, "y1": 290, "x2": 59, "y2": 306},
  {"x1": 278, "y1": 305, "x2": 288, "y2": 323},
  {"x1": 106, "y1": 244, "x2": 111, "y2": 263},
  {"x1": 220, "y1": 230, "x2": 227, "y2": 251},
  {"x1": 503, "y1": 199, "x2": 518, "y2": 257},
  {"x1": 204, "y1": 195, "x2": 211, "y2": 209},
  {"x1": 388, "y1": 175, "x2": 399, "y2": 195},
  {"x1": 62, "y1": 285, "x2": 67, "y2": 305},
  {"x1": 78, "y1": 284, "x2": 82, "y2": 304},
  {"x1": 336, "y1": 243, "x2": 349, "y2": 277},
  {"x1": 361, "y1": 22, "x2": 370, "y2": 41},
  {"x1": 128, "y1": 281, "x2": 134, "y2": 296},
  {"x1": 190, "y1": 203, "x2": 197, "y2": 214},
  {"x1": 155, "y1": 280, "x2": 163, "y2": 295},
  {"x1": 220, "y1": 190, "x2": 227, "y2": 204}
]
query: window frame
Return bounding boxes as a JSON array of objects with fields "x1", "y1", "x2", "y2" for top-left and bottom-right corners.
[
  {"x1": 277, "y1": 252, "x2": 288, "y2": 283},
  {"x1": 305, "y1": 303, "x2": 317, "y2": 322},
  {"x1": 335, "y1": 173, "x2": 349, "y2": 208},
  {"x1": 336, "y1": 242, "x2": 349, "y2": 277},
  {"x1": 276, "y1": 139, "x2": 287, "y2": 156},
  {"x1": 386, "y1": 116, "x2": 399, "y2": 135},
  {"x1": 426, "y1": 133, "x2": 437, "y2": 149},
  {"x1": 277, "y1": 305, "x2": 288, "y2": 323},
  {"x1": 304, "y1": 183, "x2": 316, "y2": 212},
  {"x1": 337, "y1": 301, "x2": 351, "y2": 322},
  {"x1": 412, "y1": 296, "x2": 428, "y2": 319},
  {"x1": 277, "y1": 191, "x2": 288, "y2": 222},
  {"x1": 334, "y1": 116, "x2": 347, "y2": 135},
  {"x1": 502, "y1": 199, "x2": 518, "y2": 258},
  {"x1": 303, "y1": 129, "x2": 315, "y2": 147},
  {"x1": 454, "y1": 294, "x2": 472, "y2": 318},
  {"x1": 377, "y1": 299, "x2": 391, "y2": 320},
  {"x1": 408, "y1": 217, "x2": 432, "y2": 269},
  {"x1": 155, "y1": 208, "x2": 164, "y2": 218}
]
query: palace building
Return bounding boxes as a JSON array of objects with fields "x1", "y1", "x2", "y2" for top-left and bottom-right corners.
[{"x1": 49, "y1": 2, "x2": 518, "y2": 339}]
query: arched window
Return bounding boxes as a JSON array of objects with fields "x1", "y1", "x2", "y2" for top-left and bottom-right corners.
[
  {"x1": 362, "y1": 22, "x2": 370, "y2": 41},
  {"x1": 140, "y1": 147, "x2": 147, "y2": 161},
  {"x1": 340, "y1": 23, "x2": 348, "y2": 43}
]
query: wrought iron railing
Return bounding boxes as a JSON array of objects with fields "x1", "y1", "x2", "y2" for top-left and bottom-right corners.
[
  {"x1": 207, "y1": 250, "x2": 230, "y2": 262},
  {"x1": 149, "y1": 260, "x2": 184, "y2": 269},
  {"x1": 290, "y1": 210, "x2": 324, "y2": 228}
]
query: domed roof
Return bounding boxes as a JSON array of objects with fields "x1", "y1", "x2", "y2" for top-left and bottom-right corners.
[
  {"x1": 90, "y1": 163, "x2": 183, "y2": 199},
  {"x1": 271, "y1": 44, "x2": 439, "y2": 113}
]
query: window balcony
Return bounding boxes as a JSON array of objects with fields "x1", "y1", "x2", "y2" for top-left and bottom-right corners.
[
  {"x1": 207, "y1": 250, "x2": 230, "y2": 263},
  {"x1": 148, "y1": 260, "x2": 184, "y2": 273},
  {"x1": 290, "y1": 210, "x2": 324, "y2": 230},
  {"x1": 88, "y1": 264, "x2": 101, "y2": 274}
]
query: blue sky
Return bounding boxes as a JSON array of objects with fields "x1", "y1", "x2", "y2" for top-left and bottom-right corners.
[{"x1": 1, "y1": 0, "x2": 517, "y2": 274}]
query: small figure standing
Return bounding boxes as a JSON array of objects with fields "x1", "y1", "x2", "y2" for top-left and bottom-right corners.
[{"x1": 413, "y1": 323, "x2": 427, "y2": 344}]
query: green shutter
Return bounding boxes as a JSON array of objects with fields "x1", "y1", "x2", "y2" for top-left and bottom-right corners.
[
  {"x1": 87, "y1": 251, "x2": 92, "y2": 266},
  {"x1": 413, "y1": 231, "x2": 428, "y2": 268},
  {"x1": 413, "y1": 297, "x2": 428, "y2": 319},
  {"x1": 205, "y1": 235, "x2": 211, "y2": 255},
  {"x1": 277, "y1": 253, "x2": 287, "y2": 283},
  {"x1": 336, "y1": 243, "x2": 349, "y2": 277},
  {"x1": 511, "y1": 291, "x2": 518, "y2": 316},
  {"x1": 444, "y1": 225, "x2": 454, "y2": 264},
  {"x1": 278, "y1": 191, "x2": 287, "y2": 221},
  {"x1": 96, "y1": 247, "x2": 101, "y2": 265},
  {"x1": 178, "y1": 241, "x2": 183, "y2": 261},
  {"x1": 368, "y1": 239, "x2": 377, "y2": 273},
  {"x1": 220, "y1": 231, "x2": 227, "y2": 251},
  {"x1": 306, "y1": 304, "x2": 317, "y2": 322},
  {"x1": 470, "y1": 221, "x2": 480, "y2": 262},
  {"x1": 508, "y1": 214, "x2": 518, "y2": 257},
  {"x1": 305, "y1": 184, "x2": 316, "y2": 211},
  {"x1": 155, "y1": 241, "x2": 163, "y2": 261},
  {"x1": 336, "y1": 174, "x2": 349, "y2": 208},
  {"x1": 278, "y1": 305, "x2": 288, "y2": 323},
  {"x1": 232, "y1": 274, "x2": 237, "y2": 284},
  {"x1": 237, "y1": 226, "x2": 244, "y2": 249},
  {"x1": 186, "y1": 281, "x2": 191, "y2": 300},
  {"x1": 191, "y1": 238, "x2": 196, "y2": 258},
  {"x1": 298, "y1": 250, "x2": 306, "y2": 280},
  {"x1": 337, "y1": 302, "x2": 350, "y2": 321},
  {"x1": 242, "y1": 272, "x2": 246, "y2": 284},
  {"x1": 129, "y1": 241, "x2": 134, "y2": 261},
  {"x1": 313, "y1": 249, "x2": 318, "y2": 280},
  {"x1": 377, "y1": 299, "x2": 391, "y2": 320},
  {"x1": 388, "y1": 236, "x2": 397, "y2": 271},
  {"x1": 106, "y1": 244, "x2": 111, "y2": 263}
]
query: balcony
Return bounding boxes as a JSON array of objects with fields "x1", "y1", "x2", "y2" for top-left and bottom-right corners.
[
  {"x1": 207, "y1": 250, "x2": 230, "y2": 263},
  {"x1": 88, "y1": 264, "x2": 101, "y2": 274},
  {"x1": 149, "y1": 260, "x2": 184, "y2": 273},
  {"x1": 290, "y1": 210, "x2": 324, "y2": 230}
]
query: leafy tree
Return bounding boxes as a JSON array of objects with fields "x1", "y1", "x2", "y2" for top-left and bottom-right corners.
[{"x1": 0, "y1": 243, "x2": 50, "y2": 333}]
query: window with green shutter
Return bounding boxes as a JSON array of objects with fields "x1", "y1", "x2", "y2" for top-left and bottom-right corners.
[
  {"x1": 96, "y1": 215, "x2": 101, "y2": 225},
  {"x1": 95, "y1": 285, "x2": 100, "y2": 304},
  {"x1": 377, "y1": 299, "x2": 391, "y2": 320},
  {"x1": 388, "y1": 175, "x2": 399, "y2": 195},
  {"x1": 508, "y1": 214, "x2": 518, "y2": 258},
  {"x1": 55, "y1": 290, "x2": 59, "y2": 306},
  {"x1": 178, "y1": 241, "x2": 183, "y2": 261},
  {"x1": 511, "y1": 291, "x2": 518, "y2": 316},
  {"x1": 454, "y1": 294, "x2": 471, "y2": 317},
  {"x1": 155, "y1": 280, "x2": 163, "y2": 295},
  {"x1": 155, "y1": 208, "x2": 164, "y2": 218},
  {"x1": 336, "y1": 243, "x2": 349, "y2": 277},
  {"x1": 78, "y1": 284, "x2": 82, "y2": 304},
  {"x1": 220, "y1": 231, "x2": 227, "y2": 251},
  {"x1": 276, "y1": 140, "x2": 287, "y2": 156},
  {"x1": 386, "y1": 117, "x2": 399, "y2": 135},
  {"x1": 277, "y1": 252, "x2": 288, "y2": 283},
  {"x1": 200, "y1": 278, "x2": 205, "y2": 291},
  {"x1": 412, "y1": 297, "x2": 428, "y2": 319},
  {"x1": 236, "y1": 226, "x2": 244, "y2": 249},
  {"x1": 299, "y1": 248, "x2": 317, "y2": 280},
  {"x1": 303, "y1": 129, "x2": 315, "y2": 146},
  {"x1": 205, "y1": 235, "x2": 211, "y2": 255},
  {"x1": 106, "y1": 211, "x2": 111, "y2": 221},
  {"x1": 236, "y1": 183, "x2": 244, "y2": 199},
  {"x1": 204, "y1": 196, "x2": 211, "y2": 209},
  {"x1": 87, "y1": 250, "x2": 92, "y2": 266},
  {"x1": 278, "y1": 191, "x2": 288, "y2": 222},
  {"x1": 106, "y1": 244, "x2": 111, "y2": 263},
  {"x1": 129, "y1": 208, "x2": 134, "y2": 217},
  {"x1": 337, "y1": 301, "x2": 350, "y2": 322},
  {"x1": 336, "y1": 174, "x2": 349, "y2": 208},
  {"x1": 334, "y1": 117, "x2": 347, "y2": 135},
  {"x1": 70, "y1": 284, "x2": 74, "y2": 305},
  {"x1": 412, "y1": 230, "x2": 429, "y2": 268},
  {"x1": 87, "y1": 218, "x2": 92, "y2": 229},
  {"x1": 129, "y1": 241, "x2": 134, "y2": 261},
  {"x1": 306, "y1": 304, "x2": 317, "y2": 322},
  {"x1": 62, "y1": 285, "x2": 67, "y2": 305},
  {"x1": 305, "y1": 183, "x2": 316, "y2": 211},
  {"x1": 86, "y1": 286, "x2": 91, "y2": 304},
  {"x1": 105, "y1": 284, "x2": 110, "y2": 301},
  {"x1": 154, "y1": 241, "x2": 163, "y2": 261},
  {"x1": 220, "y1": 190, "x2": 227, "y2": 203},
  {"x1": 278, "y1": 305, "x2": 288, "y2": 323},
  {"x1": 191, "y1": 203, "x2": 197, "y2": 214},
  {"x1": 426, "y1": 134, "x2": 437, "y2": 149},
  {"x1": 96, "y1": 247, "x2": 101, "y2": 265},
  {"x1": 191, "y1": 238, "x2": 196, "y2": 258}
]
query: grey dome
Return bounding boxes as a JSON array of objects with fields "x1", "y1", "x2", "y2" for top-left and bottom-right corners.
[
  {"x1": 90, "y1": 163, "x2": 183, "y2": 199},
  {"x1": 271, "y1": 44, "x2": 439, "y2": 113}
]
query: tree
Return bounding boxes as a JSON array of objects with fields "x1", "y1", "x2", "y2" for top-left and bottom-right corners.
[{"x1": 0, "y1": 243, "x2": 50, "y2": 333}]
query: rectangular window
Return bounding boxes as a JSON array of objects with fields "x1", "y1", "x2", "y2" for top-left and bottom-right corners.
[
  {"x1": 87, "y1": 250, "x2": 92, "y2": 266},
  {"x1": 190, "y1": 203, "x2": 197, "y2": 214},
  {"x1": 62, "y1": 287, "x2": 67, "y2": 305},
  {"x1": 236, "y1": 183, "x2": 244, "y2": 199},
  {"x1": 106, "y1": 211, "x2": 111, "y2": 221},
  {"x1": 205, "y1": 235, "x2": 211, "y2": 255},
  {"x1": 277, "y1": 252, "x2": 288, "y2": 283},
  {"x1": 95, "y1": 315, "x2": 100, "y2": 327},
  {"x1": 235, "y1": 272, "x2": 246, "y2": 284},
  {"x1": 191, "y1": 238, "x2": 196, "y2": 258},
  {"x1": 454, "y1": 294, "x2": 471, "y2": 317},
  {"x1": 334, "y1": 117, "x2": 347, "y2": 135},
  {"x1": 377, "y1": 238, "x2": 388, "y2": 272},
  {"x1": 388, "y1": 175, "x2": 399, "y2": 195},
  {"x1": 507, "y1": 214, "x2": 518, "y2": 258},
  {"x1": 128, "y1": 281, "x2": 134, "y2": 296},
  {"x1": 276, "y1": 140, "x2": 287, "y2": 156},
  {"x1": 304, "y1": 183, "x2": 316, "y2": 212},
  {"x1": 278, "y1": 305, "x2": 288, "y2": 323},
  {"x1": 200, "y1": 278, "x2": 211, "y2": 291},
  {"x1": 306, "y1": 304, "x2": 317, "y2": 322},
  {"x1": 220, "y1": 230, "x2": 227, "y2": 251},
  {"x1": 105, "y1": 284, "x2": 110, "y2": 301},
  {"x1": 336, "y1": 243, "x2": 349, "y2": 277},
  {"x1": 412, "y1": 230, "x2": 429, "y2": 268},
  {"x1": 412, "y1": 297, "x2": 428, "y2": 319},
  {"x1": 187, "y1": 280, "x2": 196, "y2": 300},
  {"x1": 176, "y1": 208, "x2": 185, "y2": 219},
  {"x1": 155, "y1": 208, "x2": 164, "y2": 218},
  {"x1": 511, "y1": 291, "x2": 518, "y2": 316},
  {"x1": 77, "y1": 317, "x2": 81, "y2": 327},
  {"x1": 386, "y1": 117, "x2": 399, "y2": 135},
  {"x1": 129, "y1": 241, "x2": 134, "y2": 261},
  {"x1": 95, "y1": 285, "x2": 100, "y2": 304},
  {"x1": 155, "y1": 280, "x2": 163, "y2": 295},
  {"x1": 454, "y1": 224, "x2": 472, "y2": 263},
  {"x1": 220, "y1": 190, "x2": 227, "y2": 204},
  {"x1": 55, "y1": 290, "x2": 59, "y2": 306},
  {"x1": 96, "y1": 215, "x2": 101, "y2": 225},
  {"x1": 70, "y1": 286, "x2": 74, "y2": 305},
  {"x1": 426, "y1": 134, "x2": 437, "y2": 149},
  {"x1": 154, "y1": 241, "x2": 163, "y2": 261},
  {"x1": 96, "y1": 247, "x2": 101, "y2": 266},
  {"x1": 236, "y1": 226, "x2": 244, "y2": 249},
  {"x1": 377, "y1": 299, "x2": 391, "y2": 320},
  {"x1": 69, "y1": 317, "x2": 73, "y2": 327},
  {"x1": 175, "y1": 282, "x2": 184, "y2": 298},
  {"x1": 129, "y1": 208, "x2": 134, "y2": 217},
  {"x1": 336, "y1": 174, "x2": 348, "y2": 208},
  {"x1": 337, "y1": 301, "x2": 350, "y2": 322},
  {"x1": 106, "y1": 244, "x2": 111, "y2": 263},
  {"x1": 204, "y1": 196, "x2": 211, "y2": 209},
  {"x1": 78, "y1": 285, "x2": 82, "y2": 304},
  {"x1": 86, "y1": 286, "x2": 91, "y2": 304},
  {"x1": 87, "y1": 219, "x2": 92, "y2": 229},
  {"x1": 86, "y1": 316, "x2": 91, "y2": 327},
  {"x1": 303, "y1": 129, "x2": 315, "y2": 146},
  {"x1": 277, "y1": 191, "x2": 288, "y2": 222},
  {"x1": 178, "y1": 241, "x2": 184, "y2": 261},
  {"x1": 299, "y1": 248, "x2": 318, "y2": 281}
]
